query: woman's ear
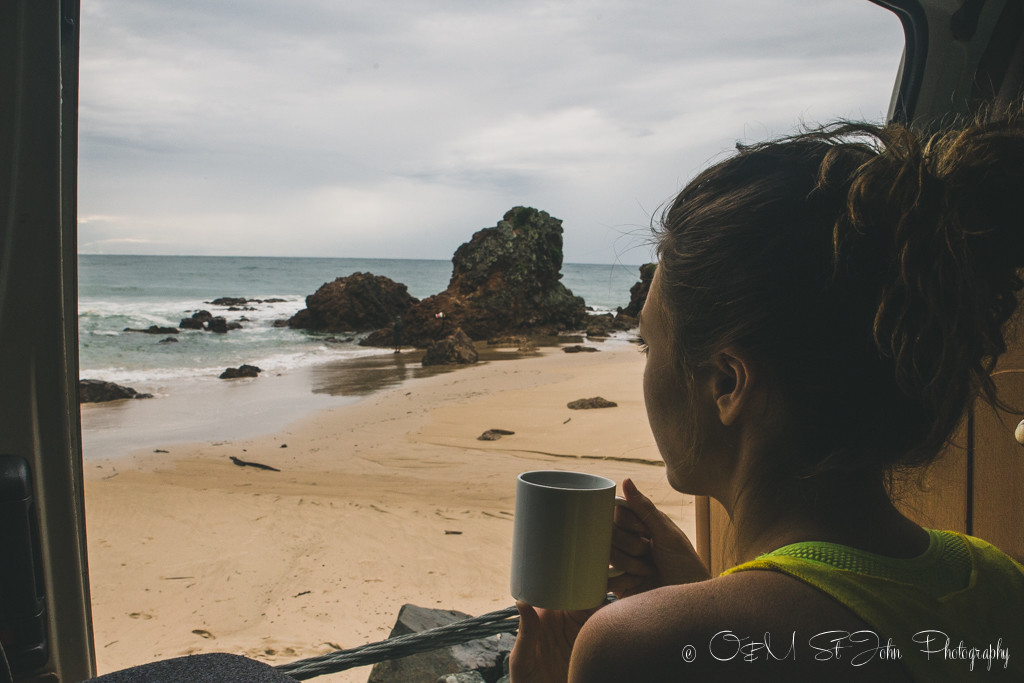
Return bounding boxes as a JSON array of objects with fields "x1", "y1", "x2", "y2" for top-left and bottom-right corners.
[{"x1": 707, "y1": 348, "x2": 753, "y2": 427}]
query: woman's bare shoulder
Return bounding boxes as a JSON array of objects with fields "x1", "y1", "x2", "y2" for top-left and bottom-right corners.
[{"x1": 569, "y1": 571, "x2": 911, "y2": 682}]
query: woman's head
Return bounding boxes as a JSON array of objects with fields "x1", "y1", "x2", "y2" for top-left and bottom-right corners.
[{"x1": 650, "y1": 116, "x2": 1024, "y2": 480}]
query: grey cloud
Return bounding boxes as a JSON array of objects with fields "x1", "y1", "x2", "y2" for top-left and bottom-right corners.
[{"x1": 78, "y1": 0, "x2": 906, "y2": 261}]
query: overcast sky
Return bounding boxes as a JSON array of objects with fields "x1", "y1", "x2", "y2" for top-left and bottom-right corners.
[{"x1": 78, "y1": 1, "x2": 906, "y2": 264}]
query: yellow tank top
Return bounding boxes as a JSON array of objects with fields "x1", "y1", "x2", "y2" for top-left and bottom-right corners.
[{"x1": 723, "y1": 530, "x2": 1023, "y2": 681}]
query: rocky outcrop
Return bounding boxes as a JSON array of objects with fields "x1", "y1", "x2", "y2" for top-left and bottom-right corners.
[
  {"x1": 617, "y1": 263, "x2": 656, "y2": 319},
  {"x1": 422, "y1": 328, "x2": 478, "y2": 366},
  {"x1": 288, "y1": 272, "x2": 418, "y2": 333},
  {"x1": 79, "y1": 380, "x2": 153, "y2": 403},
  {"x1": 219, "y1": 364, "x2": 261, "y2": 379},
  {"x1": 362, "y1": 207, "x2": 587, "y2": 347},
  {"x1": 367, "y1": 604, "x2": 513, "y2": 683}
]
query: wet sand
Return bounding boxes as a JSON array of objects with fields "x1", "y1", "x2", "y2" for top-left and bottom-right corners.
[{"x1": 83, "y1": 341, "x2": 694, "y2": 682}]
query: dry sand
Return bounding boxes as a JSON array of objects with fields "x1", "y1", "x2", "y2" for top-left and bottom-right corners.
[{"x1": 83, "y1": 342, "x2": 694, "y2": 682}]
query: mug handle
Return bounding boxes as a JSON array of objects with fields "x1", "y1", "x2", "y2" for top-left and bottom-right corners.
[{"x1": 608, "y1": 496, "x2": 629, "y2": 578}]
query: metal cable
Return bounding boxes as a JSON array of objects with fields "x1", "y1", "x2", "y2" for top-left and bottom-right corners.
[
  {"x1": 0, "y1": 639, "x2": 13, "y2": 683},
  {"x1": 274, "y1": 605, "x2": 520, "y2": 680}
]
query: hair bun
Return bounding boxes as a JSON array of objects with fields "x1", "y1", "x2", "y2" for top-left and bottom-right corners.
[{"x1": 842, "y1": 113, "x2": 1024, "y2": 457}]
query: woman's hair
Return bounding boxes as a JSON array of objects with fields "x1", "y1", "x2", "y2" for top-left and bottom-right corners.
[{"x1": 656, "y1": 112, "x2": 1024, "y2": 477}]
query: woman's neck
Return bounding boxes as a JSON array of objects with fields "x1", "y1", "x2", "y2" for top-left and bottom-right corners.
[{"x1": 727, "y1": 470, "x2": 930, "y2": 562}]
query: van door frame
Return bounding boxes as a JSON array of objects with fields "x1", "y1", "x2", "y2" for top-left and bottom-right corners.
[{"x1": 0, "y1": 1, "x2": 94, "y2": 680}]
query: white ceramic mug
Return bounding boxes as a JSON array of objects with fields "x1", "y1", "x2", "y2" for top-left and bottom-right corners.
[{"x1": 510, "y1": 470, "x2": 625, "y2": 610}]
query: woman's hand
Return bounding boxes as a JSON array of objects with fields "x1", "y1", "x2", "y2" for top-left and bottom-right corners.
[
  {"x1": 608, "y1": 478, "x2": 709, "y2": 598},
  {"x1": 509, "y1": 602, "x2": 596, "y2": 683}
]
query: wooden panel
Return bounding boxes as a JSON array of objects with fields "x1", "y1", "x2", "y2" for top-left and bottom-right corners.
[
  {"x1": 694, "y1": 494, "x2": 711, "y2": 569},
  {"x1": 694, "y1": 496, "x2": 738, "y2": 576},
  {"x1": 973, "y1": 369, "x2": 1024, "y2": 563},
  {"x1": 894, "y1": 418, "x2": 969, "y2": 533}
]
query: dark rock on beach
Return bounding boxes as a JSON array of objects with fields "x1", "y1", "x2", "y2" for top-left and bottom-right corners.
[
  {"x1": 79, "y1": 379, "x2": 153, "y2": 403},
  {"x1": 567, "y1": 396, "x2": 617, "y2": 409},
  {"x1": 219, "y1": 364, "x2": 261, "y2": 379},
  {"x1": 367, "y1": 604, "x2": 513, "y2": 683},
  {"x1": 288, "y1": 272, "x2": 418, "y2": 333},
  {"x1": 422, "y1": 328, "x2": 479, "y2": 366},
  {"x1": 478, "y1": 429, "x2": 515, "y2": 441},
  {"x1": 363, "y1": 207, "x2": 587, "y2": 347},
  {"x1": 563, "y1": 345, "x2": 598, "y2": 353},
  {"x1": 158, "y1": 337, "x2": 178, "y2": 344}
]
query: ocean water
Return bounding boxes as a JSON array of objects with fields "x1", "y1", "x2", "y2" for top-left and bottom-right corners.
[{"x1": 78, "y1": 255, "x2": 645, "y2": 388}]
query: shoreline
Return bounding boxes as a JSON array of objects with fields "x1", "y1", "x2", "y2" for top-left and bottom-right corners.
[
  {"x1": 84, "y1": 341, "x2": 692, "y2": 682},
  {"x1": 81, "y1": 335, "x2": 626, "y2": 461}
]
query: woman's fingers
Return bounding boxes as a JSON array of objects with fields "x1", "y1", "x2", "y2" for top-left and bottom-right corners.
[
  {"x1": 611, "y1": 524, "x2": 648, "y2": 558},
  {"x1": 613, "y1": 500, "x2": 648, "y2": 535},
  {"x1": 621, "y1": 478, "x2": 676, "y2": 536},
  {"x1": 609, "y1": 546, "x2": 655, "y2": 576},
  {"x1": 515, "y1": 601, "x2": 539, "y2": 637}
]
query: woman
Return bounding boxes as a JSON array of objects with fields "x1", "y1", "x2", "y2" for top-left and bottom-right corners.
[{"x1": 510, "y1": 116, "x2": 1024, "y2": 681}]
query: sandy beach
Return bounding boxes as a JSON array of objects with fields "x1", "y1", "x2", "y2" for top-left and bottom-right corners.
[{"x1": 83, "y1": 342, "x2": 695, "y2": 682}]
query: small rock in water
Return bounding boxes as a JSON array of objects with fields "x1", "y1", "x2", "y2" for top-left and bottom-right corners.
[
  {"x1": 123, "y1": 325, "x2": 179, "y2": 335},
  {"x1": 219, "y1": 364, "x2": 261, "y2": 379},
  {"x1": 567, "y1": 396, "x2": 617, "y2": 410},
  {"x1": 207, "y1": 316, "x2": 229, "y2": 334},
  {"x1": 158, "y1": 337, "x2": 178, "y2": 344},
  {"x1": 209, "y1": 297, "x2": 249, "y2": 306}
]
